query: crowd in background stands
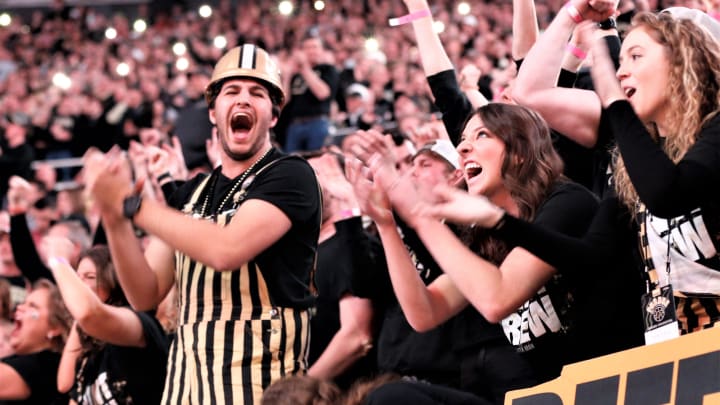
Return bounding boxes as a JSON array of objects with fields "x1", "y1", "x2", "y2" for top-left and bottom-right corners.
[
  {"x1": 1, "y1": 0, "x2": 705, "y2": 182},
  {"x1": 0, "y1": 0, "x2": 612, "y2": 181},
  {"x1": 1, "y1": 0, "x2": 720, "y2": 403}
]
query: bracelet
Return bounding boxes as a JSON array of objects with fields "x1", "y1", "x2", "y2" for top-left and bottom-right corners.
[
  {"x1": 564, "y1": 2, "x2": 584, "y2": 24},
  {"x1": 48, "y1": 256, "x2": 70, "y2": 268},
  {"x1": 340, "y1": 208, "x2": 362, "y2": 218},
  {"x1": 389, "y1": 9, "x2": 431, "y2": 26},
  {"x1": 566, "y1": 43, "x2": 587, "y2": 60},
  {"x1": 156, "y1": 172, "x2": 173, "y2": 183}
]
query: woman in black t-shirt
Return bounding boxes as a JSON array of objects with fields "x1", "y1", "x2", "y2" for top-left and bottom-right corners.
[
  {"x1": 348, "y1": 103, "x2": 599, "y2": 386},
  {"x1": 48, "y1": 244, "x2": 168, "y2": 405},
  {"x1": 0, "y1": 279, "x2": 72, "y2": 404}
]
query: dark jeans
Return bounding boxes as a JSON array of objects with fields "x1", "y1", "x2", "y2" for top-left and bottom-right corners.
[
  {"x1": 366, "y1": 340, "x2": 539, "y2": 405},
  {"x1": 458, "y1": 339, "x2": 539, "y2": 403},
  {"x1": 284, "y1": 117, "x2": 329, "y2": 153}
]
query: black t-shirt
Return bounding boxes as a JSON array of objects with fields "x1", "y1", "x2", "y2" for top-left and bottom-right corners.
[
  {"x1": 0, "y1": 350, "x2": 62, "y2": 405},
  {"x1": 168, "y1": 149, "x2": 321, "y2": 309},
  {"x1": 356, "y1": 217, "x2": 504, "y2": 389},
  {"x1": 71, "y1": 311, "x2": 168, "y2": 405},
  {"x1": 496, "y1": 194, "x2": 646, "y2": 363},
  {"x1": 288, "y1": 64, "x2": 339, "y2": 118},
  {"x1": 310, "y1": 217, "x2": 377, "y2": 388},
  {"x1": 497, "y1": 181, "x2": 599, "y2": 383}
]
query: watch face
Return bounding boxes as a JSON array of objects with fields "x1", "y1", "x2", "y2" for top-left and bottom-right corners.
[{"x1": 123, "y1": 195, "x2": 142, "y2": 219}]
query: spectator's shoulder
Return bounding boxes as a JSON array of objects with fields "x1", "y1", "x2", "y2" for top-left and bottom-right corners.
[{"x1": 167, "y1": 172, "x2": 210, "y2": 210}]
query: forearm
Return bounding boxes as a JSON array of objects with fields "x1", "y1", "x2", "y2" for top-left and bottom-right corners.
[
  {"x1": 608, "y1": 100, "x2": 719, "y2": 216},
  {"x1": 103, "y1": 216, "x2": 163, "y2": 310},
  {"x1": 134, "y1": 198, "x2": 289, "y2": 271},
  {"x1": 309, "y1": 296, "x2": 373, "y2": 379},
  {"x1": 300, "y1": 67, "x2": 331, "y2": 100},
  {"x1": 514, "y1": 5, "x2": 576, "y2": 100},
  {"x1": 57, "y1": 325, "x2": 82, "y2": 393},
  {"x1": 405, "y1": 0, "x2": 453, "y2": 76},
  {"x1": 48, "y1": 257, "x2": 104, "y2": 323},
  {"x1": 307, "y1": 325, "x2": 371, "y2": 379},
  {"x1": 512, "y1": 0, "x2": 539, "y2": 60},
  {"x1": 493, "y1": 214, "x2": 601, "y2": 274},
  {"x1": 413, "y1": 219, "x2": 511, "y2": 323},
  {"x1": 561, "y1": 43, "x2": 587, "y2": 73},
  {"x1": 462, "y1": 88, "x2": 489, "y2": 109},
  {"x1": 376, "y1": 222, "x2": 452, "y2": 331}
]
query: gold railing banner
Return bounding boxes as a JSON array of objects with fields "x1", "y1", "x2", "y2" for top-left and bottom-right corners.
[{"x1": 505, "y1": 326, "x2": 720, "y2": 405}]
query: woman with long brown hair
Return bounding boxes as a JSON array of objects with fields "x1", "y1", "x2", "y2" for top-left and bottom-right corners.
[
  {"x1": 48, "y1": 243, "x2": 168, "y2": 405},
  {"x1": 348, "y1": 102, "x2": 606, "y2": 397}
]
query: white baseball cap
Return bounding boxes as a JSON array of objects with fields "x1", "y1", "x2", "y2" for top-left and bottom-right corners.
[
  {"x1": 662, "y1": 7, "x2": 720, "y2": 41},
  {"x1": 413, "y1": 139, "x2": 460, "y2": 170}
]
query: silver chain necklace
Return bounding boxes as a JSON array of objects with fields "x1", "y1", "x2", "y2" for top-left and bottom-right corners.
[{"x1": 197, "y1": 147, "x2": 273, "y2": 217}]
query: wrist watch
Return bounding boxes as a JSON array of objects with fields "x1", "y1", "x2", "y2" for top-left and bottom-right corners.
[
  {"x1": 122, "y1": 194, "x2": 143, "y2": 220},
  {"x1": 598, "y1": 17, "x2": 617, "y2": 30}
]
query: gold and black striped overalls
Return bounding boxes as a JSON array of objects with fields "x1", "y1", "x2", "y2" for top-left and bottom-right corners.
[{"x1": 161, "y1": 175, "x2": 311, "y2": 405}]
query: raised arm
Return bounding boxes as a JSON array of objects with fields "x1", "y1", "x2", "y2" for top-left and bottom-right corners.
[
  {"x1": 400, "y1": 0, "x2": 475, "y2": 144},
  {"x1": 306, "y1": 156, "x2": 375, "y2": 379},
  {"x1": 607, "y1": 101, "x2": 720, "y2": 217},
  {"x1": 7, "y1": 176, "x2": 53, "y2": 283},
  {"x1": 458, "y1": 64, "x2": 489, "y2": 109},
  {"x1": 513, "y1": 0, "x2": 615, "y2": 148},
  {"x1": 403, "y1": 0, "x2": 452, "y2": 76},
  {"x1": 590, "y1": 36, "x2": 720, "y2": 217},
  {"x1": 45, "y1": 237, "x2": 147, "y2": 348},
  {"x1": 512, "y1": 0, "x2": 539, "y2": 61},
  {"x1": 89, "y1": 151, "x2": 318, "y2": 274},
  {"x1": 84, "y1": 151, "x2": 175, "y2": 310}
]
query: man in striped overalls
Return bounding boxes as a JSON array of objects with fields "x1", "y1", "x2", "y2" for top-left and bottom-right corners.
[{"x1": 86, "y1": 44, "x2": 321, "y2": 404}]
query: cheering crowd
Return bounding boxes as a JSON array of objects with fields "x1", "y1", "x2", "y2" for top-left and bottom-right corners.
[{"x1": 2, "y1": 0, "x2": 720, "y2": 403}]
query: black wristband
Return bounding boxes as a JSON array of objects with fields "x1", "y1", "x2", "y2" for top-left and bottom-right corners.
[
  {"x1": 122, "y1": 195, "x2": 143, "y2": 220},
  {"x1": 156, "y1": 172, "x2": 173, "y2": 183},
  {"x1": 598, "y1": 17, "x2": 617, "y2": 30}
]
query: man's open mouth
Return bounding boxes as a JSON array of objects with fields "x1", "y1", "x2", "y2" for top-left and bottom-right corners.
[{"x1": 230, "y1": 112, "x2": 253, "y2": 131}]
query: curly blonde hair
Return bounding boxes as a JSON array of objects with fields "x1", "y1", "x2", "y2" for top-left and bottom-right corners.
[{"x1": 614, "y1": 12, "x2": 720, "y2": 209}]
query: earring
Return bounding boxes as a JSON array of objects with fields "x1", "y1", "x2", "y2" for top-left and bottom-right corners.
[{"x1": 46, "y1": 333, "x2": 54, "y2": 340}]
